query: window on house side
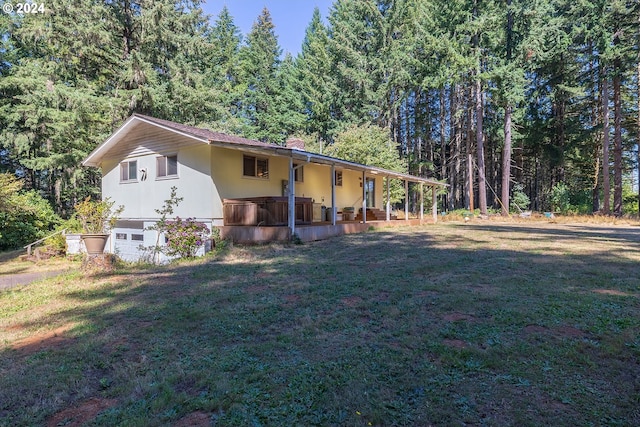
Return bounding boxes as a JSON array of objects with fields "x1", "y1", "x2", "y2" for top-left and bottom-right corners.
[
  {"x1": 157, "y1": 155, "x2": 178, "y2": 178},
  {"x1": 120, "y1": 160, "x2": 137, "y2": 182},
  {"x1": 243, "y1": 155, "x2": 269, "y2": 179},
  {"x1": 335, "y1": 170, "x2": 343, "y2": 186}
]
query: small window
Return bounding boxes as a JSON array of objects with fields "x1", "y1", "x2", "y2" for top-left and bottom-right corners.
[
  {"x1": 294, "y1": 164, "x2": 304, "y2": 182},
  {"x1": 335, "y1": 170, "x2": 343, "y2": 186},
  {"x1": 157, "y1": 155, "x2": 178, "y2": 178},
  {"x1": 243, "y1": 155, "x2": 269, "y2": 179},
  {"x1": 131, "y1": 234, "x2": 144, "y2": 241},
  {"x1": 116, "y1": 233, "x2": 127, "y2": 240},
  {"x1": 120, "y1": 160, "x2": 137, "y2": 182}
]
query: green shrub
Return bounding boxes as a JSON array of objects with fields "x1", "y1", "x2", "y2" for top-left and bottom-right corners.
[{"x1": 0, "y1": 190, "x2": 61, "y2": 250}]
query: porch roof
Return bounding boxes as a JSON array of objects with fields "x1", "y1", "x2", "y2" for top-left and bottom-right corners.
[{"x1": 83, "y1": 114, "x2": 446, "y2": 187}]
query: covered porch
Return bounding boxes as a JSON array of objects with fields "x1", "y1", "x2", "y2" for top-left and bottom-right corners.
[{"x1": 210, "y1": 138, "x2": 447, "y2": 243}]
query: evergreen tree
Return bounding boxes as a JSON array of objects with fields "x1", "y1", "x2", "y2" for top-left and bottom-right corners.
[
  {"x1": 238, "y1": 7, "x2": 285, "y2": 143},
  {"x1": 328, "y1": 0, "x2": 385, "y2": 125},
  {"x1": 204, "y1": 6, "x2": 244, "y2": 132},
  {"x1": 297, "y1": 7, "x2": 336, "y2": 146}
]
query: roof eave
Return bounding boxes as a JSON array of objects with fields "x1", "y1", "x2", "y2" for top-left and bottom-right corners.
[{"x1": 82, "y1": 114, "x2": 210, "y2": 167}]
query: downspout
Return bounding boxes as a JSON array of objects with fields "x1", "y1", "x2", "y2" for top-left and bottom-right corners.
[
  {"x1": 432, "y1": 186, "x2": 438, "y2": 223},
  {"x1": 420, "y1": 183, "x2": 424, "y2": 221},
  {"x1": 288, "y1": 154, "x2": 311, "y2": 239},
  {"x1": 362, "y1": 171, "x2": 367, "y2": 224},
  {"x1": 289, "y1": 157, "x2": 295, "y2": 238},
  {"x1": 331, "y1": 164, "x2": 336, "y2": 225},
  {"x1": 404, "y1": 180, "x2": 409, "y2": 221},
  {"x1": 386, "y1": 177, "x2": 391, "y2": 221}
]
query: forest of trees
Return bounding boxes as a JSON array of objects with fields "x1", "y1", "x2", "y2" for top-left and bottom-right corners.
[{"x1": 1, "y1": 0, "x2": 639, "y2": 223}]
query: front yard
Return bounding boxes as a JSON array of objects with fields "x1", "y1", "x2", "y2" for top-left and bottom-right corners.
[{"x1": 1, "y1": 221, "x2": 639, "y2": 425}]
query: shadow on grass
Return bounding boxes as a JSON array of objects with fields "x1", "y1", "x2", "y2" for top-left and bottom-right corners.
[{"x1": 1, "y1": 223, "x2": 639, "y2": 426}]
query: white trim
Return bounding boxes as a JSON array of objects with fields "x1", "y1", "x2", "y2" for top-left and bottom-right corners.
[{"x1": 83, "y1": 115, "x2": 209, "y2": 167}]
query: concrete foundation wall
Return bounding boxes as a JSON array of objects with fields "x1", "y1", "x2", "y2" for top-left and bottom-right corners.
[{"x1": 220, "y1": 219, "x2": 429, "y2": 244}]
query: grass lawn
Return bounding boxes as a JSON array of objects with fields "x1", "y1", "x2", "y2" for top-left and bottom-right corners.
[{"x1": 1, "y1": 221, "x2": 639, "y2": 426}]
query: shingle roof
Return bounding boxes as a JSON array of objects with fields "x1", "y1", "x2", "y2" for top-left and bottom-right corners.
[
  {"x1": 83, "y1": 114, "x2": 447, "y2": 187},
  {"x1": 133, "y1": 114, "x2": 279, "y2": 148}
]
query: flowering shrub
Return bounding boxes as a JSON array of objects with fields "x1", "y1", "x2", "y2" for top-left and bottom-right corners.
[{"x1": 164, "y1": 217, "x2": 210, "y2": 259}]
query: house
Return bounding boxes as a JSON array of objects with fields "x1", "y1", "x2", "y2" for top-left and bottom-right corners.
[{"x1": 82, "y1": 114, "x2": 446, "y2": 261}]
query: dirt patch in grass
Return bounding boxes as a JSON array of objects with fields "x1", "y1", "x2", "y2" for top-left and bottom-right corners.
[
  {"x1": 11, "y1": 323, "x2": 76, "y2": 355},
  {"x1": 443, "y1": 338, "x2": 470, "y2": 349},
  {"x1": 46, "y1": 397, "x2": 117, "y2": 427},
  {"x1": 341, "y1": 296, "x2": 363, "y2": 307},
  {"x1": 443, "y1": 312, "x2": 476, "y2": 322},
  {"x1": 594, "y1": 289, "x2": 635, "y2": 297}
]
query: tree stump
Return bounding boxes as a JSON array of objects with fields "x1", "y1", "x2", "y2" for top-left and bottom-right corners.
[{"x1": 82, "y1": 254, "x2": 116, "y2": 273}]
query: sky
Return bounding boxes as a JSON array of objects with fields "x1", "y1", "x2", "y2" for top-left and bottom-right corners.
[{"x1": 201, "y1": 0, "x2": 334, "y2": 57}]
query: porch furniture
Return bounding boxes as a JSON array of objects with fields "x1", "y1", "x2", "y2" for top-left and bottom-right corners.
[{"x1": 223, "y1": 197, "x2": 313, "y2": 226}]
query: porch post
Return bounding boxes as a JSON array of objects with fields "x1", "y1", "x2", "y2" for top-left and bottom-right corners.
[
  {"x1": 404, "y1": 180, "x2": 409, "y2": 221},
  {"x1": 432, "y1": 185, "x2": 438, "y2": 223},
  {"x1": 362, "y1": 171, "x2": 367, "y2": 224},
  {"x1": 386, "y1": 177, "x2": 390, "y2": 221},
  {"x1": 289, "y1": 157, "x2": 295, "y2": 237},
  {"x1": 331, "y1": 164, "x2": 336, "y2": 225},
  {"x1": 420, "y1": 182, "x2": 424, "y2": 221}
]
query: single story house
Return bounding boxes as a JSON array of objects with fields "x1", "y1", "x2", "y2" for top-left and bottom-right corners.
[{"x1": 82, "y1": 114, "x2": 446, "y2": 262}]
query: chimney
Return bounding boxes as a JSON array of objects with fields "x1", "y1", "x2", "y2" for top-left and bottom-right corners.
[{"x1": 286, "y1": 137, "x2": 305, "y2": 151}]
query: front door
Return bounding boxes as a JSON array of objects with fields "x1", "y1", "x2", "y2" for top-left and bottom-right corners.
[{"x1": 365, "y1": 178, "x2": 375, "y2": 208}]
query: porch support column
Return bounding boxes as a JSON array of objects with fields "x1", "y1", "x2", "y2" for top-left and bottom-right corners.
[
  {"x1": 420, "y1": 182, "x2": 424, "y2": 221},
  {"x1": 404, "y1": 180, "x2": 409, "y2": 221},
  {"x1": 288, "y1": 157, "x2": 295, "y2": 237},
  {"x1": 331, "y1": 164, "x2": 336, "y2": 225},
  {"x1": 362, "y1": 171, "x2": 367, "y2": 224},
  {"x1": 386, "y1": 177, "x2": 390, "y2": 221},
  {"x1": 432, "y1": 185, "x2": 438, "y2": 223}
]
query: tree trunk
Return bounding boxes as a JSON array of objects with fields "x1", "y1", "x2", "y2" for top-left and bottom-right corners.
[
  {"x1": 501, "y1": 0, "x2": 513, "y2": 216},
  {"x1": 502, "y1": 105, "x2": 512, "y2": 216},
  {"x1": 613, "y1": 61, "x2": 623, "y2": 217},
  {"x1": 475, "y1": 76, "x2": 488, "y2": 216},
  {"x1": 467, "y1": 83, "x2": 474, "y2": 211},
  {"x1": 637, "y1": 17, "x2": 640, "y2": 217},
  {"x1": 602, "y1": 75, "x2": 611, "y2": 214}
]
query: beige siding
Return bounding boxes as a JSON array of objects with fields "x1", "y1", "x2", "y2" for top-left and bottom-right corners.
[
  {"x1": 210, "y1": 146, "x2": 383, "y2": 212},
  {"x1": 103, "y1": 144, "x2": 214, "y2": 220},
  {"x1": 101, "y1": 122, "x2": 204, "y2": 162}
]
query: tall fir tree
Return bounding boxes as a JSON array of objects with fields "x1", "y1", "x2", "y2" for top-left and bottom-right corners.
[
  {"x1": 297, "y1": 7, "x2": 336, "y2": 147},
  {"x1": 238, "y1": 7, "x2": 285, "y2": 143}
]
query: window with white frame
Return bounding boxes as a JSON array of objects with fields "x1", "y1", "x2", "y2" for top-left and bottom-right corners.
[
  {"x1": 243, "y1": 155, "x2": 269, "y2": 179},
  {"x1": 157, "y1": 155, "x2": 178, "y2": 178},
  {"x1": 120, "y1": 160, "x2": 137, "y2": 182},
  {"x1": 335, "y1": 170, "x2": 343, "y2": 186}
]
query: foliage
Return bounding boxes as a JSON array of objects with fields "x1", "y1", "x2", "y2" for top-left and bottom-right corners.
[
  {"x1": 0, "y1": 173, "x2": 60, "y2": 249},
  {"x1": 163, "y1": 217, "x2": 210, "y2": 259},
  {"x1": 325, "y1": 124, "x2": 408, "y2": 204},
  {"x1": 74, "y1": 197, "x2": 123, "y2": 234},
  {"x1": 145, "y1": 186, "x2": 184, "y2": 264},
  {"x1": 510, "y1": 182, "x2": 531, "y2": 212},
  {"x1": 0, "y1": 190, "x2": 61, "y2": 250},
  {"x1": 2, "y1": 1, "x2": 639, "y2": 216},
  {"x1": 550, "y1": 182, "x2": 571, "y2": 214}
]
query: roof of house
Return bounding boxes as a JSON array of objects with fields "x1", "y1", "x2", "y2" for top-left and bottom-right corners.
[{"x1": 83, "y1": 114, "x2": 446, "y2": 187}]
